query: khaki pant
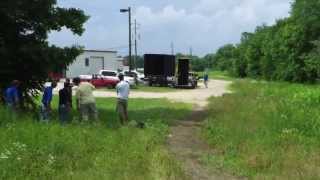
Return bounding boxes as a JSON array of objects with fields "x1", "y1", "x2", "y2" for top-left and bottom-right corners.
[
  {"x1": 204, "y1": 80, "x2": 208, "y2": 88},
  {"x1": 79, "y1": 103, "x2": 98, "y2": 121},
  {"x1": 116, "y1": 99, "x2": 128, "y2": 124}
]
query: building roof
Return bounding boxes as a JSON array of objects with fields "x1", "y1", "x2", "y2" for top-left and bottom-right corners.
[{"x1": 84, "y1": 49, "x2": 117, "y2": 53}]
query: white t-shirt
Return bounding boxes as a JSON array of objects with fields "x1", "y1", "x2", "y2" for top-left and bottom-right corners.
[{"x1": 116, "y1": 81, "x2": 130, "y2": 100}]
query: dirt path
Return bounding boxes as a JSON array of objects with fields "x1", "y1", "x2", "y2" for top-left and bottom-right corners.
[
  {"x1": 56, "y1": 80, "x2": 230, "y2": 107},
  {"x1": 167, "y1": 106, "x2": 243, "y2": 180},
  {"x1": 92, "y1": 80, "x2": 231, "y2": 107},
  {"x1": 166, "y1": 81, "x2": 245, "y2": 180}
]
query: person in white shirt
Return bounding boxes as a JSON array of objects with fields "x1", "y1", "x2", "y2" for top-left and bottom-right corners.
[{"x1": 116, "y1": 74, "x2": 130, "y2": 125}]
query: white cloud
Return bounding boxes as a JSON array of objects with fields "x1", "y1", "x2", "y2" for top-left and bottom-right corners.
[
  {"x1": 49, "y1": 0, "x2": 293, "y2": 56},
  {"x1": 134, "y1": 0, "x2": 292, "y2": 55}
]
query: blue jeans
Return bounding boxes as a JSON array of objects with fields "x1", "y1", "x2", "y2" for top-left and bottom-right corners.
[
  {"x1": 59, "y1": 105, "x2": 70, "y2": 124},
  {"x1": 40, "y1": 104, "x2": 50, "y2": 122},
  {"x1": 6, "y1": 103, "x2": 18, "y2": 120}
]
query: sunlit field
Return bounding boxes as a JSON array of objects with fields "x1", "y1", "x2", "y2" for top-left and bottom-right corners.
[
  {"x1": 204, "y1": 80, "x2": 320, "y2": 179},
  {"x1": 0, "y1": 98, "x2": 192, "y2": 180}
]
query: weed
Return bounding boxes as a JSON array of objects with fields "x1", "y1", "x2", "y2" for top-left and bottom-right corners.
[{"x1": 204, "y1": 80, "x2": 320, "y2": 179}]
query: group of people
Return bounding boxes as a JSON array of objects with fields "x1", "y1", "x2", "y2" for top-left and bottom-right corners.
[{"x1": 4, "y1": 74, "x2": 130, "y2": 125}]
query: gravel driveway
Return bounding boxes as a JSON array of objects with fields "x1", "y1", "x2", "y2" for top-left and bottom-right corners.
[{"x1": 93, "y1": 80, "x2": 231, "y2": 107}]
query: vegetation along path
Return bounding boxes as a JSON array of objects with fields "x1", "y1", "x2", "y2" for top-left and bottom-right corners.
[{"x1": 166, "y1": 81, "x2": 244, "y2": 180}]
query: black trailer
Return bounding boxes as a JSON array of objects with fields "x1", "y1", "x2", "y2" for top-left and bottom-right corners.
[
  {"x1": 175, "y1": 57, "x2": 198, "y2": 89},
  {"x1": 144, "y1": 54, "x2": 176, "y2": 86}
]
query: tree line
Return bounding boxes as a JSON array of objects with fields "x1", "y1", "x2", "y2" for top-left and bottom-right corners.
[{"x1": 202, "y1": 0, "x2": 320, "y2": 83}]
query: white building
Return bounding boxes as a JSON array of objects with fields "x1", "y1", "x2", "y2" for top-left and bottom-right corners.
[{"x1": 66, "y1": 50, "x2": 123, "y2": 78}]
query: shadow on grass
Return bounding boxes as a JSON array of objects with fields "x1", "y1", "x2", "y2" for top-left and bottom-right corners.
[
  {"x1": 99, "y1": 107, "x2": 191, "y2": 128},
  {"x1": 0, "y1": 105, "x2": 191, "y2": 130}
]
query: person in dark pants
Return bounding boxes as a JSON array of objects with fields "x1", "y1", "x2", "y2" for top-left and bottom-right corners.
[
  {"x1": 40, "y1": 81, "x2": 57, "y2": 121},
  {"x1": 59, "y1": 82, "x2": 72, "y2": 124},
  {"x1": 4, "y1": 80, "x2": 21, "y2": 119},
  {"x1": 65, "y1": 79, "x2": 73, "y2": 108}
]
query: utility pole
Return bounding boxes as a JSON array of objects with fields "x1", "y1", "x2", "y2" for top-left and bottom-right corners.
[
  {"x1": 120, "y1": 7, "x2": 132, "y2": 72},
  {"x1": 134, "y1": 19, "x2": 138, "y2": 70},
  {"x1": 189, "y1": 46, "x2": 193, "y2": 57},
  {"x1": 128, "y1": 7, "x2": 132, "y2": 72},
  {"x1": 171, "y1": 42, "x2": 175, "y2": 55}
]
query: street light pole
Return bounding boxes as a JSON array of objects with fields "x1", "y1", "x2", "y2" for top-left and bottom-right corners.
[
  {"x1": 120, "y1": 7, "x2": 132, "y2": 72},
  {"x1": 128, "y1": 7, "x2": 132, "y2": 72},
  {"x1": 134, "y1": 19, "x2": 138, "y2": 71}
]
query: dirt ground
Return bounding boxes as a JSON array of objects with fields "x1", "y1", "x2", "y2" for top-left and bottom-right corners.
[
  {"x1": 92, "y1": 80, "x2": 231, "y2": 107},
  {"x1": 162, "y1": 81, "x2": 245, "y2": 180},
  {"x1": 167, "y1": 106, "x2": 244, "y2": 180}
]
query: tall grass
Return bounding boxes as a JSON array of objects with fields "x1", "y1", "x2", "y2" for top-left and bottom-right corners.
[
  {"x1": 204, "y1": 80, "x2": 320, "y2": 179},
  {"x1": 0, "y1": 98, "x2": 192, "y2": 180},
  {"x1": 208, "y1": 71, "x2": 233, "y2": 81}
]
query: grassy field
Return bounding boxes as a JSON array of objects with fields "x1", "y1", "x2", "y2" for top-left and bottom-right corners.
[
  {"x1": 0, "y1": 97, "x2": 192, "y2": 180},
  {"x1": 207, "y1": 71, "x2": 233, "y2": 81},
  {"x1": 203, "y1": 79, "x2": 320, "y2": 179}
]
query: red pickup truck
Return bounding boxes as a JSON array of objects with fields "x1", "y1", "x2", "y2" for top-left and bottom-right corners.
[{"x1": 80, "y1": 74, "x2": 119, "y2": 88}]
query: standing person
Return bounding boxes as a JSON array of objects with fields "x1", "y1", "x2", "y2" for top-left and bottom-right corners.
[
  {"x1": 73, "y1": 77, "x2": 98, "y2": 121},
  {"x1": 116, "y1": 74, "x2": 130, "y2": 125},
  {"x1": 59, "y1": 82, "x2": 72, "y2": 124},
  {"x1": 65, "y1": 78, "x2": 73, "y2": 108},
  {"x1": 4, "y1": 80, "x2": 21, "y2": 117},
  {"x1": 40, "y1": 81, "x2": 57, "y2": 121},
  {"x1": 204, "y1": 73, "x2": 209, "y2": 88}
]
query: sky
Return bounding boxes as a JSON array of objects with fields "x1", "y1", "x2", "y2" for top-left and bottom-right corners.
[{"x1": 48, "y1": 0, "x2": 293, "y2": 56}]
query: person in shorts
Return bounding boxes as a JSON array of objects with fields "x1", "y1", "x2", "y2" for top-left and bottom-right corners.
[{"x1": 73, "y1": 77, "x2": 97, "y2": 121}]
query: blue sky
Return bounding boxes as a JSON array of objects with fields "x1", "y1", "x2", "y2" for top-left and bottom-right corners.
[{"x1": 48, "y1": 0, "x2": 293, "y2": 56}]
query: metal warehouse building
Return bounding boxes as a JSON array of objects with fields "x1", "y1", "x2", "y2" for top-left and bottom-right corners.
[{"x1": 66, "y1": 50, "x2": 123, "y2": 78}]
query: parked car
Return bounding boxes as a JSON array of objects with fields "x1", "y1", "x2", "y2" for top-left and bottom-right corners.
[
  {"x1": 79, "y1": 75, "x2": 92, "y2": 80},
  {"x1": 98, "y1": 70, "x2": 118, "y2": 81},
  {"x1": 79, "y1": 74, "x2": 119, "y2": 88},
  {"x1": 122, "y1": 70, "x2": 145, "y2": 83},
  {"x1": 99, "y1": 70, "x2": 135, "y2": 86}
]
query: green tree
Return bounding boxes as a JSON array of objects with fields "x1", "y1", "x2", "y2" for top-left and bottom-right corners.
[
  {"x1": 303, "y1": 40, "x2": 320, "y2": 82},
  {"x1": 0, "y1": 0, "x2": 88, "y2": 106},
  {"x1": 291, "y1": 0, "x2": 320, "y2": 82},
  {"x1": 213, "y1": 44, "x2": 237, "y2": 71},
  {"x1": 190, "y1": 56, "x2": 208, "y2": 72},
  {"x1": 208, "y1": 0, "x2": 320, "y2": 83}
]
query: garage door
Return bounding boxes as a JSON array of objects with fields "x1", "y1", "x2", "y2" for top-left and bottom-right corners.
[{"x1": 89, "y1": 56, "x2": 104, "y2": 74}]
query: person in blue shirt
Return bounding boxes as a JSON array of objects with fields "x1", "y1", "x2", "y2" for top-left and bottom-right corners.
[
  {"x1": 204, "y1": 73, "x2": 209, "y2": 88},
  {"x1": 5, "y1": 80, "x2": 21, "y2": 109},
  {"x1": 40, "y1": 81, "x2": 57, "y2": 121}
]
